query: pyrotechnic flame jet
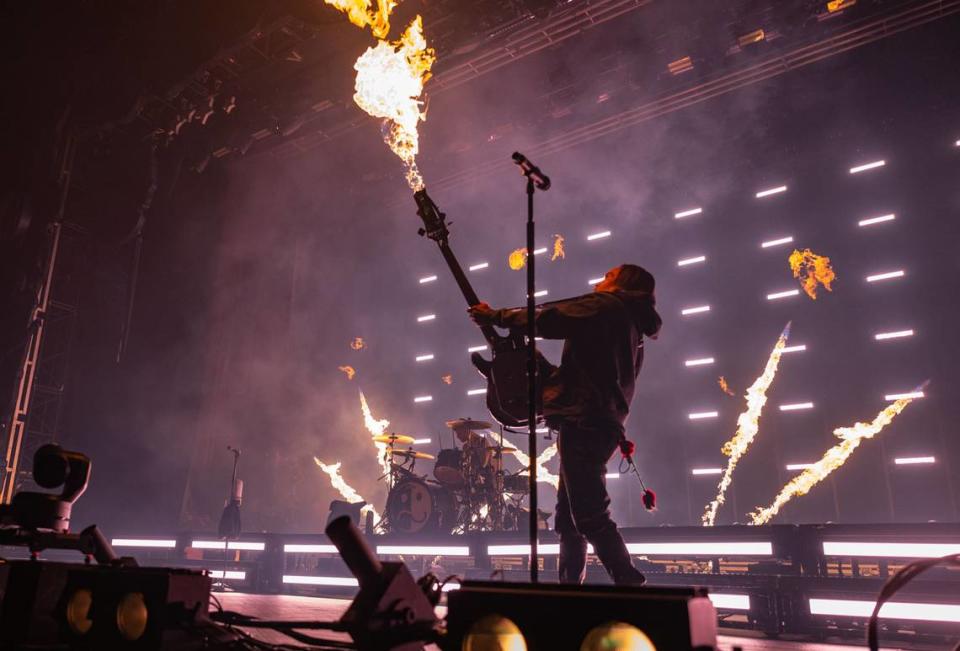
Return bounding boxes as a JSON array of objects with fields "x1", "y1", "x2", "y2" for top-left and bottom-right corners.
[
  {"x1": 314, "y1": 457, "x2": 381, "y2": 522},
  {"x1": 702, "y1": 323, "x2": 791, "y2": 527},
  {"x1": 499, "y1": 433, "x2": 560, "y2": 489},
  {"x1": 359, "y1": 390, "x2": 391, "y2": 476},
  {"x1": 749, "y1": 382, "x2": 927, "y2": 525},
  {"x1": 789, "y1": 248, "x2": 836, "y2": 299},
  {"x1": 324, "y1": 0, "x2": 397, "y2": 39}
]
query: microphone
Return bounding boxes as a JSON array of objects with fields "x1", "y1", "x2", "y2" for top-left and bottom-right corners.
[{"x1": 512, "y1": 152, "x2": 551, "y2": 190}]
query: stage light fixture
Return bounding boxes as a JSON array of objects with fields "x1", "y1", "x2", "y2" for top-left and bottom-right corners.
[
  {"x1": 190, "y1": 540, "x2": 264, "y2": 551},
  {"x1": 587, "y1": 230, "x2": 611, "y2": 240},
  {"x1": 207, "y1": 570, "x2": 246, "y2": 580},
  {"x1": 674, "y1": 207, "x2": 703, "y2": 219},
  {"x1": 688, "y1": 411, "x2": 718, "y2": 420},
  {"x1": 462, "y1": 614, "x2": 528, "y2": 651},
  {"x1": 681, "y1": 305, "x2": 710, "y2": 315},
  {"x1": 849, "y1": 159, "x2": 886, "y2": 174},
  {"x1": 707, "y1": 593, "x2": 751, "y2": 610},
  {"x1": 414, "y1": 395, "x2": 433, "y2": 403},
  {"x1": 779, "y1": 402, "x2": 814, "y2": 411},
  {"x1": 376, "y1": 545, "x2": 471, "y2": 556},
  {"x1": 885, "y1": 391, "x2": 924, "y2": 400},
  {"x1": 468, "y1": 345, "x2": 488, "y2": 352},
  {"x1": 823, "y1": 541, "x2": 958, "y2": 558},
  {"x1": 677, "y1": 255, "x2": 706, "y2": 266},
  {"x1": 488, "y1": 544, "x2": 562, "y2": 555},
  {"x1": 691, "y1": 468, "x2": 722, "y2": 476},
  {"x1": 767, "y1": 289, "x2": 800, "y2": 300},
  {"x1": 588, "y1": 277, "x2": 605, "y2": 285},
  {"x1": 110, "y1": 539, "x2": 177, "y2": 549},
  {"x1": 419, "y1": 275, "x2": 437, "y2": 284},
  {"x1": 755, "y1": 185, "x2": 787, "y2": 198},
  {"x1": 894, "y1": 456, "x2": 936, "y2": 465},
  {"x1": 469, "y1": 262, "x2": 489, "y2": 271},
  {"x1": 761, "y1": 236, "x2": 794, "y2": 248},
  {"x1": 875, "y1": 329, "x2": 914, "y2": 340},
  {"x1": 809, "y1": 598, "x2": 960, "y2": 623},
  {"x1": 282, "y1": 575, "x2": 359, "y2": 586},
  {"x1": 581, "y1": 622, "x2": 655, "y2": 651},
  {"x1": 684, "y1": 357, "x2": 715, "y2": 366},
  {"x1": 624, "y1": 542, "x2": 773, "y2": 555},
  {"x1": 533, "y1": 290, "x2": 548, "y2": 297},
  {"x1": 65, "y1": 588, "x2": 93, "y2": 635},
  {"x1": 786, "y1": 463, "x2": 814, "y2": 470},
  {"x1": 413, "y1": 438, "x2": 431, "y2": 444},
  {"x1": 415, "y1": 353, "x2": 434, "y2": 362},
  {"x1": 859, "y1": 213, "x2": 896, "y2": 226},
  {"x1": 417, "y1": 314, "x2": 436, "y2": 322},
  {"x1": 467, "y1": 388, "x2": 487, "y2": 396},
  {"x1": 283, "y1": 544, "x2": 338, "y2": 553},
  {"x1": 866, "y1": 270, "x2": 905, "y2": 282},
  {"x1": 781, "y1": 344, "x2": 807, "y2": 353},
  {"x1": 532, "y1": 247, "x2": 548, "y2": 255}
]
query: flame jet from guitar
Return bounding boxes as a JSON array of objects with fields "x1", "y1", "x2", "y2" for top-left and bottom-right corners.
[
  {"x1": 314, "y1": 458, "x2": 380, "y2": 522},
  {"x1": 750, "y1": 385, "x2": 925, "y2": 525},
  {"x1": 702, "y1": 323, "x2": 791, "y2": 527}
]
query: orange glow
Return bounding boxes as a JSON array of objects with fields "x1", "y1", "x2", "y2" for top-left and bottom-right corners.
[
  {"x1": 338, "y1": 365, "x2": 356, "y2": 380},
  {"x1": 789, "y1": 248, "x2": 836, "y2": 299},
  {"x1": 314, "y1": 457, "x2": 380, "y2": 521},
  {"x1": 323, "y1": 0, "x2": 398, "y2": 39},
  {"x1": 552, "y1": 234, "x2": 566, "y2": 261},
  {"x1": 500, "y1": 434, "x2": 559, "y2": 489},
  {"x1": 508, "y1": 248, "x2": 528, "y2": 270},
  {"x1": 441, "y1": 374, "x2": 453, "y2": 385},
  {"x1": 718, "y1": 376, "x2": 735, "y2": 396},
  {"x1": 350, "y1": 337, "x2": 366, "y2": 351},
  {"x1": 827, "y1": 0, "x2": 856, "y2": 12},
  {"x1": 359, "y1": 391, "x2": 391, "y2": 476}
]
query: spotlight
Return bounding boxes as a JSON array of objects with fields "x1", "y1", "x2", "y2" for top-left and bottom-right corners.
[
  {"x1": 581, "y1": 622, "x2": 656, "y2": 651},
  {"x1": 463, "y1": 614, "x2": 527, "y2": 651}
]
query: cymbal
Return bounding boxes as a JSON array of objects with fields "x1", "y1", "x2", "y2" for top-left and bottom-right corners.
[
  {"x1": 391, "y1": 450, "x2": 435, "y2": 460},
  {"x1": 485, "y1": 446, "x2": 517, "y2": 454},
  {"x1": 373, "y1": 434, "x2": 416, "y2": 445},
  {"x1": 445, "y1": 418, "x2": 493, "y2": 431}
]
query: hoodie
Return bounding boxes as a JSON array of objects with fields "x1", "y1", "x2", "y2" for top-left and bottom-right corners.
[{"x1": 491, "y1": 290, "x2": 662, "y2": 429}]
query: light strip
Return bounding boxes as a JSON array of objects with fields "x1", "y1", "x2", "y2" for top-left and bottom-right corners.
[
  {"x1": 823, "y1": 542, "x2": 959, "y2": 558},
  {"x1": 786, "y1": 463, "x2": 814, "y2": 471},
  {"x1": 781, "y1": 344, "x2": 807, "y2": 353},
  {"x1": 415, "y1": 354, "x2": 434, "y2": 362},
  {"x1": 416, "y1": 314, "x2": 436, "y2": 322},
  {"x1": 849, "y1": 159, "x2": 885, "y2": 174},
  {"x1": 283, "y1": 544, "x2": 338, "y2": 553},
  {"x1": 588, "y1": 277, "x2": 605, "y2": 285},
  {"x1": 488, "y1": 544, "x2": 562, "y2": 555},
  {"x1": 209, "y1": 570, "x2": 247, "y2": 580},
  {"x1": 709, "y1": 594, "x2": 751, "y2": 610},
  {"x1": 111, "y1": 538, "x2": 177, "y2": 549},
  {"x1": 755, "y1": 185, "x2": 787, "y2": 198},
  {"x1": 468, "y1": 345, "x2": 488, "y2": 353},
  {"x1": 684, "y1": 357, "x2": 715, "y2": 367},
  {"x1": 191, "y1": 540, "x2": 265, "y2": 551},
  {"x1": 681, "y1": 305, "x2": 710, "y2": 316},
  {"x1": 587, "y1": 230, "x2": 611, "y2": 241},
  {"x1": 469, "y1": 262, "x2": 489, "y2": 271},
  {"x1": 418, "y1": 275, "x2": 438, "y2": 284},
  {"x1": 809, "y1": 598, "x2": 960, "y2": 623},
  {"x1": 625, "y1": 542, "x2": 773, "y2": 555},
  {"x1": 533, "y1": 290, "x2": 549, "y2": 297},
  {"x1": 282, "y1": 575, "x2": 359, "y2": 587},
  {"x1": 605, "y1": 472, "x2": 620, "y2": 479},
  {"x1": 767, "y1": 289, "x2": 799, "y2": 300},
  {"x1": 885, "y1": 391, "x2": 924, "y2": 401},
  {"x1": 467, "y1": 388, "x2": 487, "y2": 396},
  {"x1": 779, "y1": 402, "x2": 814, "y2": 411},
  {"x1": 376, "y1": 545, "x2": 470, "y2": 556},
  {"x1": 532, "y1": 247, "x2": 548, "y2": 255},
  {"x1": 688, "y1": 411, "x2": 718, "y2": 420},
  {"x1": 875, "y1": 329, "x2": 914, "y2": 340},
  {"x1": 691, "y1": 468, "x2": 723, "y2": 475},
  {"x1": 866, "y1": 270, "x2": 904, "y2": 282},
  {"x1": 761, "y1": 236, "x2": 794, "y2": 248},
  {"x1": 412, "y1": 438, "x2": 432, "y2": 445},
  {"x1": 413, "y1": 395, "x2": 433, "y2": 403},
  {"x1": 677, "y1": 255, "x2": 706, "y2": 267},
  {"x1": 894, "y1": 456, "x2": 936, "y2": 465},
  {"x1": 674, "y1": 207, "x2": 703, "y2": 219},
  {"x1": 536, "y1": 427, "x2": 550, "y2": 434},
  {"x1": 858, "y1": 213, "x2": 896, "y2": 227}
]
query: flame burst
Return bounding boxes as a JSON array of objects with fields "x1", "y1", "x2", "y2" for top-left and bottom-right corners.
[
  {"x1": 749, "y1": 390, "x2": 922, "y2": 525},
  {"x1": 338, "y1": 365, "x2": 356, "y2": 380},
  {"x1": 552, "y1": 234, "x2": 566, "y2": 261},
  {"x1": 500, "y1": 434, "x2": 560, "y2": 489},
  {"x1": 350, "y1": 337, "x2": 366, "y2": 351},
  {"x1": 441, "y1": 374, "x2": 453, "y2": 385},
  {"x1": 702, "y1": 323, "x2": 791, "y2": 527},
  {"x1": 508, "y1": 248, "x2": 528, "y2": 271},
  {"x1": 314, "y1": 457, "x2": 380, "y2": 521},
  {"x1": 718, "y1": 376, "x2": 735, "y2": 397},
  {"x1": 359, "y1": 391, "x2": 391, "y2": 476},
  {"x1": 789, "y1": 248, "x2": 836, "y2": 299},
  {"x1": 323, "y1": 0, "x2": 397, "y2": 39}
]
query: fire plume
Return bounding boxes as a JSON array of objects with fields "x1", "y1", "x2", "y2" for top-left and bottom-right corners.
[
  {"x1": 501, "y1": 434, "x2": 560, "y2": 489},
  {"x1": 749, "y1": 388, "x2": 923, "y2": 525},
  {"x1": 702, "y1": 323, "x2": 791, "y2": 527},
  {"x1": 718, "y1": 376, "x2": 735, "y2": 397},
  {"x1": 552, "y1": 234, "x2": 566, "y2": 261},
  {"x1": 789, "y1": 248, "x2": 836, "y2": 299},
  {"x1": 323, "y1": 0, "x2": 397, "y2": 39},
  {"x1": 359, "y1": 391, "x2": 391, "y2": 476},
  {"x1": 441, "y1": 374, "x2": 453, "y2": 385},
  {"x1": 350, "y1": 337, "x2": 366, "y2": 351},
  {"x1": 314, "y1": 457, "x2": 380, "y2": 521},
  {"x1": 508, "y1": 248, "x2": 528, "y2": 271},
  {"x1": 338, "y1": 365, "x2": 356, "y2": 380}
]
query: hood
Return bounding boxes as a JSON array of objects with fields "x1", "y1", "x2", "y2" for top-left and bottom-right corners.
[{"x1": 610, "y1": 289, "x2": 662, "y2": 338}]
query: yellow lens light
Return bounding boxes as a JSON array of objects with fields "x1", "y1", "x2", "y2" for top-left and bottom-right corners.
[
  {"x1": 462, "y1": 614, "x2": 527, "y2": 651},
  {"x1": 66, "y1": 588, "x2": 93, "y2": 635},
  {"x1": 581, "y1": 621, "x2": 656, "y2": 651},
  {"x1": 116, "y1": 592, "x2": 149, "y2": 641}
]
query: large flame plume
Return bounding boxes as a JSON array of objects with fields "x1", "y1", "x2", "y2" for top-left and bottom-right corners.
[
  {"x1": 749, "y1": 389, "x2": 923, "y2": 525},
  {"x1": 508, "y1": 248, "x2": 528, "y2": 271},
  {"x1": 499, "y1": 433, "x2": 560, "y2": 489},
  {"x1": 789, "y1": 248, "x2": 836, "y2": 299},
  {"x1": 350, "y1": 337, "x2": 366, "y2": 351},
  {"x1": 552, "y1": 234, "x2": 566, "y2": 261},
  {"x1": 324, "y1": 0, "x2": 397, "y2": 39},
  {"x1": 718, "y1": 376, "x2": 735, "y2": 397},
  {"x1": 702, "y1": 323, "x2": 791, "y2": 527},
  {"x1": 359, "y1": 390, "x2": 391, "y2": 476},
  {"x1": 314, "y1": 457, "x2": 380, "y2": 521},
  {"x1": 338, "y1": 365, "x2": 356, "y2": 380}
]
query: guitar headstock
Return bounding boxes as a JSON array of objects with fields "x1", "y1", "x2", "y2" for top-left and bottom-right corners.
[{"x1": 414, "y1": 189, "x2": 449, "y2": 244}]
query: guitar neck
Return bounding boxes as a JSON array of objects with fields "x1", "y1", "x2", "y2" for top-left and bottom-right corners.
[{"x1": 436, "y1": 242, "x2": 500, "y2": 344}]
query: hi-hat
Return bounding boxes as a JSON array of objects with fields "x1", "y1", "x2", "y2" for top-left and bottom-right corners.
[
  {"x1": 391, "y1": 450, "x2": 435, "y2": 460},
  {"x1": 445, "y1": 418, "x2": 493, "y2": 431},
  {"x1": 373, "y1": 434, "x2": 416, "y2": 445}
]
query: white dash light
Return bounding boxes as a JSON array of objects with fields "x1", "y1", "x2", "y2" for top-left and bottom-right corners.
[
  {"x1": 418, "y1": 275, "x2": 437, "y2": 284},
  {"x1": 208, "y1": 570, "x2": 247, "y2": 580},
  {"x1": 532, "y1": 247, "x2": 548, "y2": 255},
  {"x1": 709, "y1": 594, "x2": 751, "y2": 611},
  {"x1": 895, "y1": 456, "x2": 936, "y2": 465},
  {"x1": 688, "y1": 411, "x2": 718, "y2": 420},
  {"x1": 885, "y1": 391, "x2": 924, "y2": 401},
  {"x1": 767, "y1": 289, "x2": 799, "y2": 300},
  {"x1": 111, "y1": 539, "x2": 178, "y2": 549},
  {"x1": 684, "y1": 357, "x2": 715, "y2": 367},
  {"x1": 781, "y1": 344, "x2": 807, "y2": 354},
  {"x1": 858, "y1": 213, "x2": 896, "y2": 227},
  {"x1": 467, "y1": 345, "x2": 488, "y2": 353},
  {"x1": 677, "y1": 255, "x2": 706, "y2": 267},
  {"x1": 533, "y1": 290, "x2": 548, "y2": 297},
  {"x1": 412, "y1": 438, "x2": 432, "y2": 445},
  {"x1": 588, "y1": 277, "x2": 605, "y2": 285},
  {"x1": 415, "y1": 354, "x2": 434, "y2": 362},
  {"x1": 467, "y1": 388, "x2": 487, "y2": 396},
  {"x1": 779, "y1": 402, "x2": 814, "y2": 411},
  {"x1": 469, "y1": 262, "x2": 489, "y2": 271},
  {"x1": 849, "y1": 159, "x2": 886, "y2": 174},
  {"x1": 625, "y1": 542, "x2": 772, "y2": 555},
  {"x1": 413, "y1": 395, "x2": 433, "y2": 403},
  {"x1": 875, "y1": 329, "x2": 914, "y2": 341},
  {"x1": 283, "y1": 544, "x2": 338, "y2": 553},
  {"x1": 823, "y1": 541, "x2": 959, "y2": 558},
  {"x1": 756, "y1": 185, "x2": 787, "y2": 198},
  {"x1": 587, "y1": 230, "x2": 611, "y2": 241},
  {"x1": 674, "y1": 207, "x2": 703, "y2": 219},
  {"x1": 761, "y1": 236, "x2": 794, "y2": 248},
  {"x1": 416, "y1": 314, "x2": 436, "y2": 322},
  {"x1": 605, "y1": 472, "x2": 620, "y2": 479},
  {"x1": 866, "y1": 270, "x2": 904, "y2": 282},
  {"x1": 786, "y1": 463, "x2": 814, "y2": 471},
  {"x1": 809, "y1": 598, "x2": 960, "y2": 623},
  {"x1": 681, "y1": 305, "x2": 710, "y2": 316},
  {"x1": 282, "y1": 575, "x2": 359, "y2": 587},
  {"x1": 376, "y1": 545, "x2": 470, "y2": 556},
  {"x1": 691, "y1": 468, "x2": 723, "y2": 475}
]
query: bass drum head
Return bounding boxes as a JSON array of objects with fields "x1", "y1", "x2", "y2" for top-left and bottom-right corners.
[{"x1": 385, "y1": 478, "x2": 456, "y2": 534}]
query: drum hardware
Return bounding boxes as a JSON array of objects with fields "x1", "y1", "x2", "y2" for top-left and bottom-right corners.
[
  {"x1": 372, "y1": 433, "x2": 417, "y2": 445},
  {"x1": 391, "y1": 450, "x2": 436, "y2": 460}
]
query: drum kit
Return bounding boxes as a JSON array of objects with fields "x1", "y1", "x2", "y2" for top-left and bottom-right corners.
[{"x1": 377, "y1": 419, "x2": 538, "y2": 534}]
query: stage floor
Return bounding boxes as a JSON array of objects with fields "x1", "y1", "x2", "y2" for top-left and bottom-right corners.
[{"x1": 212, "y1": 591, "x2": 943, "y2": 650}]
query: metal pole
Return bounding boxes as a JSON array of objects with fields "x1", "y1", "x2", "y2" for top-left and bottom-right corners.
[{"x1": 525, "y1": 177, "x2": 538, "y2": 583}]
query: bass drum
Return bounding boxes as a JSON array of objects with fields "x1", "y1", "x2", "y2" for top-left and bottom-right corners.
[{"x1": 385, "y1": 478, "x2": 457, "y2": 534}]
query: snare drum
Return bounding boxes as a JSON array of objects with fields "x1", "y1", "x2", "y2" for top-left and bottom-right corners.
[
  {"x1": 433, "y1": 448, "x2": 465, "y2": 486},
  {"x1": 385, "y1": 477, "x2": 457, "y2": 534}
]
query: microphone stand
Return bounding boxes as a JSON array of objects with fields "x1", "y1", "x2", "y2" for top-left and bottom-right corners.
[{"x1": 524, "y1": 175, "x2": 539, "y2": 584}]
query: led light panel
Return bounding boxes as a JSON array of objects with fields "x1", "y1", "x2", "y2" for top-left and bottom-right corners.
[
  {"x1": 418, "y1": 275, "x2": 437, "y2": 284},
  {"x1": 767, "y1": 289, "x2": 800, "y2": 300},
  {"x1": 779, "y1": 402, "x2": 814, "y2": 411},
  {"x1": 761, "y1": 236, "x2": 794, "y2": 248},
  {"x1": 111, "y1": 539, "x2": 177, "y2": 549},
  {"x1": 467, "y1": 345, "x2": 488, "y2": 352},
  {"x1": 885, "y1": 391, "x2": 924, "y2": 401},
  {"x1": 681, "y1": 305, "x2": 710, "y2": 315},
  {"x1": 756, "y1": 185, "x2": 787, "y2": 198},
  {"x1": 415, "y1": 353, "x2": 434, "y2": 362},
  {"x1": 688, "y1": 411, "x2": 718, "y2": 420},
  {"x1": 822, "y1": 541, "x2": 959, "y2": 558},
  {"x1": 691, "y1": 468, "x2": 722, "y2": 475},
  {"x1": 282, "y1": 575, "x2": 359, "y2": 586},
  {"x1": 809, "y1": 598, "x2": 960, "y2": 623},
  {"x1": 625, "y1": 542, "x2": 773, "y2": 555},
  {"x1": 894, "y1": 456, "x2": 935, "y2": 465},
  {"x1": 858, "y1": 213, "x2": 896, "y2": 227},
  {"x1": 708, "y1": 594, "x2": 751, "y2": 610},
  {"x1": 849, "y1": 159, "x2": 885, "y2": 174},
  {"x1": 587, "y1": 230, "x2": 611, "y2": 241},
  {"x1": 376, "y1": 545, "x2": 471, "y2": 556},
  {"x1": 684, "y1": 357, "x2": 715, "y2": 367},
  {"x1": 781, "y1": 344, "x2": 807, "y2": 353},
  {"x1": 283, "y1": 544, "x2": 338, "y2": 553},
  {"x1": 416, "y1": 314, "x2": 436, "y2": 322},
  {"x1": 466, "y1": 388, "x2": 487, "y2": 396},
  {"x1": 677, "y1": 255, "x2": 706, "y2": 266},
  {"x1": 413, "y1": 395, "x2": 433, "y2": 403},
  {"x1": 674, "y1": 207, "x2": 703, "y2": 219},
  {"x1": 469, "y1": 262, "x2": 489, "y2": 271}
]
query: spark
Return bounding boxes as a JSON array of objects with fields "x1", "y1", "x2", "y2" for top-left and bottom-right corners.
[
  {"x1": 749, "y1": 387, "x2": 924, "y2": 525},
  {"x1": 350, "y1": 337, "x2": 366, "y2": 351},
  {"x1": 359, "y1": 390, "x2": 391, "y2": 476},
  {"x1": 718, "y1": 376, "x2": 735, "y2": 397},
  {"x1": 441, "y1": 374, "x2": 452, "y2": 385},
  {"x1": 702, "y1": 323, "x2": 791, "y2": 527},
  {"x1": 508, "y1": 247, "x2": 528, "y2": 271},
  {"x1": 789, "y1": 248, "x2": 836, "y2": 299},
  {"x1": 314, "y1": 458, "x2": 380, "y2": 522},
  {"x1": 338, "y1": 365, "x2": 356, "y2": 380},
  {"x1": 552, "y1": 234, "x2": 566, "y2": 261}
]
